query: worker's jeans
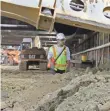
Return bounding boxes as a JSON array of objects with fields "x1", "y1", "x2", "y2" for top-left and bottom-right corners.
[
  {"x1": 55, "y1": 69, "x2": 65, "y2": 74},
  {"x1": 49, "y1": 68, "x2": 56, "y2": 74}
]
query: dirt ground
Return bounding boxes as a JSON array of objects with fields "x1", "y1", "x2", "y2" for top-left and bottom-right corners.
[
  {"x1": 35, "y1": 68, "x2": 110, "y2": 111},
  {"x1": 1, "y1": 65, "x2": 82, "y2": 111},
  {"x1": 1, "y1": 65, "x2": 110, "y2": 111}
]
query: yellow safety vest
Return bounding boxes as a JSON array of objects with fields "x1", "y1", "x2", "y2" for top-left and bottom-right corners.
[{"x1": 50, "y1": 45, "x2": 67, "y2": 71}]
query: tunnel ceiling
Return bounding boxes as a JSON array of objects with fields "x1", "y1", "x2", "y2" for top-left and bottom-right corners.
[{"x1": 1, "y1": 16, "x2": 93, "y2": 46}]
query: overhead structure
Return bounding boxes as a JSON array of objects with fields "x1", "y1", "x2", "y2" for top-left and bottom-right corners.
[
  {"x1": 1, "y1": 30, "x2": 57, "y2": 46},
  {"x1": 1, "y1": 0, "x2": 57, "y2": 32},
  {"x1": 1, "y1": 30, "x2": 56, "y2": 37},
  {"x1": 1, "y1": 0, "x2": 110, "y2": 33}
]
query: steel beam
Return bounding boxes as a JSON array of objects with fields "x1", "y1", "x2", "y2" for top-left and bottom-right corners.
[
  {"x1": 41, "y1": 41, "x2": 57, "y2": 43},
  {"x1": 1, "y1": 1, "x2": 39, "y2": 26},
  {"x1": 1, "y1": 43, "x2": 20, "y2": 46},
  {"x1": 1, "y1": 1, "x2": 110, "y2": 33},
  {"x1": 1, "y1": 24, "x2": 36, "y2": 30},
  {"x1": 39, "y1": 37, "x2": 56, "y2": 41},
  {"x1": 1, "y1": 30, "x2": 56, "y2": 36}
]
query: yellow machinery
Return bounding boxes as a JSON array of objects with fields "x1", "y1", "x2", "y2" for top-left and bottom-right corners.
[
  {"x1": 19, "y1": 38, "x2": 47, "y2": 71},
  {"x1": 1, "y1": 0, "x2": 110, "y2": 33}
]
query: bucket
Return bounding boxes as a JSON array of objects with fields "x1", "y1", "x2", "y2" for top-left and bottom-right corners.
[{"x1": 81, "y1": 55, "x2": 87, "y2": 62}]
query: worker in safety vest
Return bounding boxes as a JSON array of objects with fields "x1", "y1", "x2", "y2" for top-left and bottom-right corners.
[{"x1": 47, "y1": 33, "x2": 71, "y2": 74}]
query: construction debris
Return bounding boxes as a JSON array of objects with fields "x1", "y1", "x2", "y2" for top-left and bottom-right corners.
[
  {"x1": 35, "y1": 70, "x2": 110, "y2": 111},
  {"x1": 1, "y1": 65, "x2": 110, "y2": 111},
  {"x1": 1, "y1": 47, "x2": 20, "y2": 65}
]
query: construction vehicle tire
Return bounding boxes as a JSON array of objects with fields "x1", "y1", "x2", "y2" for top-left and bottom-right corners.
[
  {"x1": 39, "y1": 62, "x2": 47, "y2": 71},
  {"x1": 19, "y1": 61, "x2": 28, "y2": 71}
]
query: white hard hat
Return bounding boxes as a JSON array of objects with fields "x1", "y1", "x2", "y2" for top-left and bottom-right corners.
[{"x1": 56, "y1": 33, "x2": 65, "y2": 40}]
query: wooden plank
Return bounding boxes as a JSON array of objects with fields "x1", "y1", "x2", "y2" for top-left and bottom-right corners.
[
  {"x1": 71, "y1": 60, "x2": 81, "y2": 63},
  {"x1": 72, "y1": 42, "x2": 110, "y2": 56}
]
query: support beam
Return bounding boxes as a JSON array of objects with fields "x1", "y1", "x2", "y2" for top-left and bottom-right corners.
[
  {"x1": 1, "y1": 41, "x2": 21, "y2": 45},
  {"x1": 41, "y1": 41, "x2": 57, "y2": 43},
  {"x1": 1, "y1": 1, "x2": 40, "y2": 27},
  {"x1": 1, "y1": 24, "x2": 36, "y2": 30},
  {"x1": 72, "y1": 42, "x2": 110, "y2": 56},
  {"x1": 1, "y1": 24, "x2": 28, "y2": 27},
  {"x1": 1, "y1": 35, "x2": 56, "y2": 40},
  {"x1": 1, "y1": 43, "x2": 20, "y2": 46},
  {"x1": 1, "y1": 30, "x2": 56, "y2": 36},
  {"x1": 1, "y1": 1, "x2": 110, "y2": 33},
  {"x1": 56, "y1": 14, "x2": 110, "y2": 34},
  {"x1": 40, "y1": 38, "x2": 56, "y2": 41}
]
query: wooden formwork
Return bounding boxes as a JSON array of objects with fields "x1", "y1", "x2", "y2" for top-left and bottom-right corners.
[{"x1": 72, "y1": 32, "x2": 110, "y2": 68}]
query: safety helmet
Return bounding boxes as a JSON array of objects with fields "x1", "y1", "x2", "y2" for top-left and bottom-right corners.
[{"x1": 56, "y1": 33, "x2": 65, "y2": 40}]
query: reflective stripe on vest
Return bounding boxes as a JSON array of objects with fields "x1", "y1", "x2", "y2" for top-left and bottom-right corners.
[
  {"x1": 55, "y1": 63, "x2": 66, "y2": 67},
  {"x1": 52, "y1": 46, "x2": 56, "y2": 58}
]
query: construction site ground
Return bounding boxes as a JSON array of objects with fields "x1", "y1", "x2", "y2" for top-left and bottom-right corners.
[{"x1": 1, "y1": 65, "x2": 110, "y2": 111}]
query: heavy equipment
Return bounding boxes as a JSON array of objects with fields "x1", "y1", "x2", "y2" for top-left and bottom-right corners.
[
  {"x1": 1, "y1": 0, "x2": 110, "y2": 34},
  {"x1": 19, "y1": 38, "x2": 47, "y2": 71},
  {"x1": 1, "y1": 46, "x2": 20, "y2": 65}
]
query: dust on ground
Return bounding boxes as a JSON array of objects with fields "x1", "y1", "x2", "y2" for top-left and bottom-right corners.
[
  {"x1": 1, "y1": 65, "x2": 83, "y2": 111},
  {"x1": 1, "y1": 65, "x2": 110, "y2": 111},
  {"x1": 35, "y1": 68, "x2": 110, "y2": 111}
]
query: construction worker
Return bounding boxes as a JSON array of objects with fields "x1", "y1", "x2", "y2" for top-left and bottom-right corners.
[{"x1": 47, "y1": 33, "x2": 71, "y2": 74}]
